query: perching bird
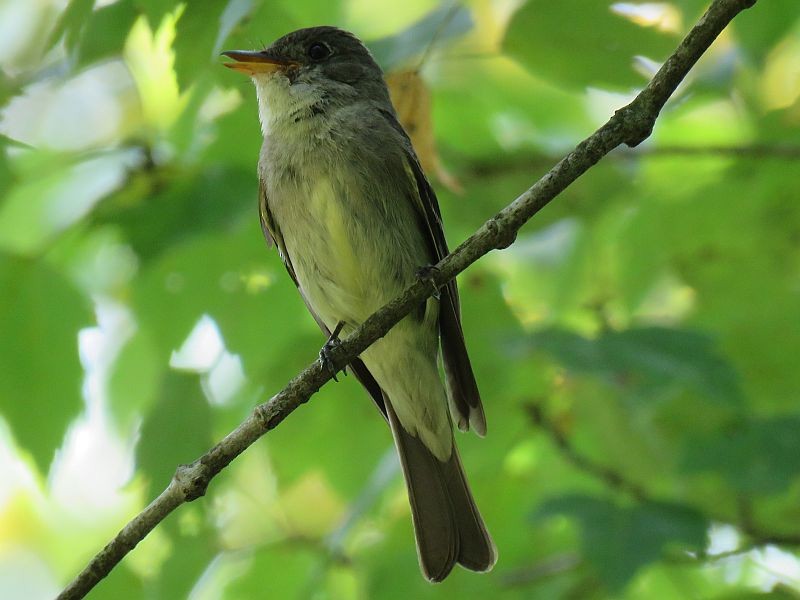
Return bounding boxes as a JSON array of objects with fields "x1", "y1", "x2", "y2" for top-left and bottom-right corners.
[{"x1": 223, "y1": 26, "x2": 496, "y2": 582}]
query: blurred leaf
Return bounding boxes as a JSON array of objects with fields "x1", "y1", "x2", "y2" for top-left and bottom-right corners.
[
  {"x1": 529, "y1": 326, "x2": 744, "y2": 406},
  {"x1": 712, "y1": 588, "x2": 800, "y2": 600},
  {"x1": 539, "y1": 497, "x2": 707, "y2": 590},
  {"x1": 201, "y1": 99, "x2": 264, "y2": 167},
  {"x1": 215, "y1": 0, "x2": 257, "y2": 57},
  {"x1": 77, "y1": 0, "x2": 138, "y2": 67},
  {"x1": 266, "y1": 374, "x2": 393, "y2": 495},
  {"x1": 150, "y1": 511, "x2": 218, "y2": 600},
  {"x1": 108, "y1": 328, "x2": 162, "y2": 429},
  {"x1": 92, "y1": 164, "x2": 256, "y2": 263},
  {"x1": 226, "y1": 545, "x2": 320, "y2": 599},
  {"x1": 136, "y1": 370, "x2": 212, "y2": 492},
  {"x1": 277, "y1": 471, "x2": 345, "y2": 537},
  {"x1": 97, "y1": 564, "x2": 146, "y2": 600},
  {"x1": 135, "y1": 0, "x2": 179, "y2": 29},
  {"x1": 0, "y1": 149, "x2": 140, "y2": 256},
  {"x1": 0, "y1": 135, "x2": 14, "y2": 198},
  {"x1": 46, "y1": 0, "x2": 94, "y2": 53},
  {"x1": 235, "y1": 0, "x2": 344, "y2": 41},
  {"x1": 130, "y1": 225, "x2": 314, "y2": 380},
  {"x1": 173, "y1": 0, "x2": 246, "y2": 90},
  {"x1": 504, "y1": 0, "x2": 678, "y2": 90},
  {"x1": 621, "y1": 160, "x2": 800, "y2": 412},
  {"x1": 682, "y1": 416, "x2": 800, "y2": 494},
  {"x1": 0, "y1": 253, "x2": 91, "y2": 472},
  {"x1": 368, "y1": 4, "x2": 473, "y2": 70},
  {"x1": 732, "y1": 0, "x2": 800, "y2": 65}
]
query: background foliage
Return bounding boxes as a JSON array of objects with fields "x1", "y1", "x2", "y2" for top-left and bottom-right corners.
[{"x1": 1, "y1": 0, "x2": 799, "y2": 598}]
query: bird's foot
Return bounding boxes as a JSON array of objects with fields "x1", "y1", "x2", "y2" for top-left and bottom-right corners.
[
  {"x1": 415, "y1": 265, "x2": 441, "y2": 300},
  {"x1": 319, "y1": 321, "x2": 347, "y2": 382}
]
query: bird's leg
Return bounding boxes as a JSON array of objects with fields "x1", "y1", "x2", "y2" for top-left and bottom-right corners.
[
  {"x1": 415, "y1": 265, "x2": 441, "y2": 300},
  {"x1": 319, "y1": 320, "x2": 347, "y2": 382}
]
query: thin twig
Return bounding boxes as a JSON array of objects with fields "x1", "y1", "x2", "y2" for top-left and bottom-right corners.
[
  {"x1": 526, "y1": 402, "x2": 800, "y2": 554},
  {"x1": 501, "y1": 553, "x2": 582, "y2": 588},
  {"x1": 56, "y1": 1, "x2": 759, "y2": 598},
  {"x1": 414, "y1": 1, "x2": 462, "y2": 72},
  {"x1": 524, "y1": 403, "x2": 649, "y2": 502}
]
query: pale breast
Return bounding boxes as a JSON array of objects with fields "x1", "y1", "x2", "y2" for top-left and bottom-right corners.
[
  {"x1": 259, "y1": 100, "x2": 433, "y2": 329},
  {"x1": 267, "y1": 166, "x2": 426, "y2": 329}
]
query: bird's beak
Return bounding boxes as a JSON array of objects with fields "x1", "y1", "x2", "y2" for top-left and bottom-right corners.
[{"x1": 221, "y1": 50, "x2": 298, "y2": 75}]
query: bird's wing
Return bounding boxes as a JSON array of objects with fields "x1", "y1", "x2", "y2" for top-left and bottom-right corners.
[
  {"x1": 380, "y1": 109, "x2": 486, "y2": 436},
  {"x1": 258, "y1": 179, "x2": 387, "y2": 416}
]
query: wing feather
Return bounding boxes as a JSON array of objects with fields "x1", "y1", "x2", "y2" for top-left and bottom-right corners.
[{"x1": 379, "y1": 110, "x2": 486, "y2": 435}]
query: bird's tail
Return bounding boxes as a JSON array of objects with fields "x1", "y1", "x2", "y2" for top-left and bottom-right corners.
[{"x1": 384, "y1": 397, "x2": 497, "y2": 582}]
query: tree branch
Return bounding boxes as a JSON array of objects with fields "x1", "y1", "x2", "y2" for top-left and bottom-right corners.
[{"x1": 57, "y1": 1, "x2": 758, "y2": 598}]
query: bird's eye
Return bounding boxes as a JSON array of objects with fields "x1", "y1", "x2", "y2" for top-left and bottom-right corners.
[{"x1": 307, "y1": 42, "x2": 330, "y2": 61}]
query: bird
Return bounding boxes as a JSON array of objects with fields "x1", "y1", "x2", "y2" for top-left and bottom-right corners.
[{"x1": 223, "y1": 26, "x2": 496, "y2": 582}]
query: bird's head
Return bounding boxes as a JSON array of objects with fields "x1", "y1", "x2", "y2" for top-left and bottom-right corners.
[{"x1": 223, "y1": 26, "x2": 390, "y2": 135}]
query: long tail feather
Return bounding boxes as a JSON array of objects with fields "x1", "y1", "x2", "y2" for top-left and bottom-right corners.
[{"x1": 385, "y1": 397, "x2": 496, "y2": 581}]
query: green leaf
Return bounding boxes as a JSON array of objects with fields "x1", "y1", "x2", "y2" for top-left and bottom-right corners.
[
  {"x1": 225, "y1": 545, "x2": 320, "y2": 599},
  {"x1": 135, "y1": 0, "x2": 179, "y2": 29},
  {"x1": 529, "y1": 326, "x2": 744, "y2": 406},
  {"x1": 682, "y1": 416, "x2": 800, "y2": 494},
  {"x1": 615, "y1": 159, "x2": 800, "y2": 413},
  {"x1": 711, "y1": 588, "x2": 800, "y2": 600},
  {"x1": 91, "y1": 165, "x2": 256, "y2": 264},
  {"x1": 108, "y1": 328, "x2": 162, "y2": 429},
  {"x1": 0, "y1": 253, "x2": 91, "y2": 472},
  {"x1": 136, "y1": 370, "x2": 212, "y2": 492},
  {"x1": 130, "y1": 224, "x2": 317, "y2": 388},
  {"x1": 149, "y1": 509, "x2": 218, "y2": 599},
  {"x1": 173, "y1": 0, "x2": 233, "y2": 90},
  {"x1": 214, "y1": 0, "x2": 257, "y2": 58},
  {"x1": 95, "y1": 564, "x2": 145, "y2": 600},
  {"x1": 46, "y1": 0, "x2": 95, "y2": 53},
  {"x1": 503, "y1": 0, "x2": 678, "y2": 90},
  {"x1": 76, "y1": 0, "x2": 138, "y2": 67},
  {"x1": 265, "y1": 374, "x2": 392, "y2": 495},
  {"x1": 732, "y1": 0, "x2": 800, "y2": 65},
  {"x1": 0, "y1": 150, "x2": 137, "y2": 256},
  {"x1": 539, "y1": 497, "x2": 708, "y2": 590},
  {"x1": 0, "y1": 135, "x2": 14, "y2": 199}
]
